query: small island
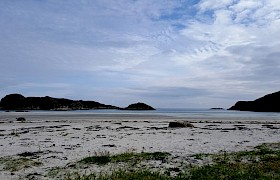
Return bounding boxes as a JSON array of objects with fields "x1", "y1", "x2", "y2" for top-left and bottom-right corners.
[
  {"x1": 210, "y1": 108, "x2": 224, "y2": 110},
  {"x1": 124, "y1": 102, "x2": 155, "y2": 110}
]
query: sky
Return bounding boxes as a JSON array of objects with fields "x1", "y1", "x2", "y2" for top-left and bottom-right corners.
[{"x1": 1, "y1": 0, "x2": 280, "y2": 108}]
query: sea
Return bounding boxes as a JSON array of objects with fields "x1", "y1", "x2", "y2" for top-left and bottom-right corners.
[{"x1": 1, "y1": 109, "x2": 280, "y2": 122}]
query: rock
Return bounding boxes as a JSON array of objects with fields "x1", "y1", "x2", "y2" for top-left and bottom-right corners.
[
  {"x1": 16, "y1": 117, "x2": 26, "y2": 122},
  {"x1": 102, "y1": 144, "x2": 116, "y2": 147},
  {"x1": 124, "y1": 102, "x2": 155, "y2": 110},
  {"x1": 168, "y1": 121, "x2": 195, "y2": 128},
  {"x1": 229, "y1": 91, "x2": 280, "y2": 112}
]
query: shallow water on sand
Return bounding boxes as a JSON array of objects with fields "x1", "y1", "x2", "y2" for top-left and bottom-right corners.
[{"x1": 1, "y1": 109, "x2": 280, "y2": 122}]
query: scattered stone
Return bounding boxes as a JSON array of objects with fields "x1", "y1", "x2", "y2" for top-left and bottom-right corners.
[
  {"x1": 262, "y1": 124, "x2": 279, "y2": 129},
  {"x1": 18, "y1": 151, "x2": 40, "y2": 158},
  {"x1": 96, "y1": 134, "x2": 106, "y2": 138},
  {"x1": 221, "y1": 128, "x2": 237, "y2": 130},
  {"x1": 206, "y1": 124, "x2": 219, "y2": 127},
  {"x1": 102, "y1": 144, "x2": 116, "y2": 147},
  {"x1": 147, "y1": 127, "x2": 168, "y2": 130},
  {"x1": 116, "y1": 126, "x2": 140, "y2": 130},
  {"x1": 236, "y1": 126, "x2": 250, "y2": 130},
  {"x1": 168, "y1": 121, "x2": 195, "y2": 128}
]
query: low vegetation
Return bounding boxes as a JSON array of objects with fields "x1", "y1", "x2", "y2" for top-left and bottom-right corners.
[
  {"x1": 79, "y1": 151, "x2": 170, "y2": 165},
  {"x1": 1, "y1": 143, "x2": 279, "y2": 179},
  {"x1": 66, "y1": 143, "x2": 280, "y2": 180},
  {"x1": 0, "y1": 157, "x2": 42, "y2": 172}
]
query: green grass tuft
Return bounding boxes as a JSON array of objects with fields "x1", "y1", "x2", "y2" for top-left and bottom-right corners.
[
  {"x1": 0, "y1": 157, "x2": 42, "y2": 172},
  {"x1": 52, "y1": 143, "x2": 280, "y2": 179},
  {"x1": 66, "y1": 169, "x2": 173, "y2": 180},
  {"x1": 79, "y1": 151, "x2": 170, "y2": 165}
]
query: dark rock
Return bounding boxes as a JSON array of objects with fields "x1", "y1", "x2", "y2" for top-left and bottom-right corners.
[
  {"x1": 18, "y1": 152, "x2": 37, "y2": 157},
  {"x1": 168, "y1": 121, "x2": 195, "y2": 128},
  {"x1": 124, "y1": 102, "x2": 155, "y2": 110},
  {"x1": 229, "y1": 91, "x2": 280, "y2": 112},
  {"x1": 16, "y1": 117, "x2": 26, "y2": 122},
  {"x1": 116, "y1": 126, "x2": 140, "y2": 130},
  {"x1": 262, "y1": 124, "x2": 279, "y2": 129},
  {"x1": 102, "y1": 144, "x2": 116, "y2": 147}
]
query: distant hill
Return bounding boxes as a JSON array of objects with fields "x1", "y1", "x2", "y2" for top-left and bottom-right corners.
[
  {"x1": 228, "y1": 91, "x2": 280, "y2": 112},
  {"x1": 0, "y1": 94, "x2": 156, "y2": 111},
  {"x1": 0, "y1": 94, "x2": 120, "y2": 110}
]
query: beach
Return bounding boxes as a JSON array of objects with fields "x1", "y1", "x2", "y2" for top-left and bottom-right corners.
[{"x1": 0, "y1": 111, "x2": 280, "y2": 179}]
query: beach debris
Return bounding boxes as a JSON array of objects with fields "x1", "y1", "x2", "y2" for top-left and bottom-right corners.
[{"x1": 168, "y1": 121, "x2": 195, "y2": 128}]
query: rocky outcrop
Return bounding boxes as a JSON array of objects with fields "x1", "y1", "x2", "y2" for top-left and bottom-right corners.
[
  {"x1": 228, "y1": 91, "x2": 280, "y2": 112},
  {"x1": 124, "y1": 102, "x2": 155, "y2": 110},
  {"x1": 168, "y1": 121, "x2": 194, "y2": 128}
]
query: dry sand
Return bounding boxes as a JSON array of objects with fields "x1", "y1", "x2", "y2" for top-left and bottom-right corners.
[{"x1": 0, "y1": 111, "x2": 279, "y2": 179}]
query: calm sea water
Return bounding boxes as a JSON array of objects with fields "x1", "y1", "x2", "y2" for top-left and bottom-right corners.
[{"x1": 1, "y1": 109, "x2": 279, "y2": 121}]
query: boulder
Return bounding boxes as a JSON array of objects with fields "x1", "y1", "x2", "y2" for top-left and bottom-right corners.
[
  {"x1": 16, "y1": 117, "x2": 26, "y2": 122},
  {"x1": 168, "y1": 121, "x2": 194, "y2": 128}
]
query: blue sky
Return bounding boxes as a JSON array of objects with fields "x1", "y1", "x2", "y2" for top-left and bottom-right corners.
[{"x1": 1, "y1": 0, "x2": 280, "y2": 108}]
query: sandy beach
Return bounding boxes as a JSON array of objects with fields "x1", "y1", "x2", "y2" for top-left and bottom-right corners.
[{"x1": 0, "y1": 111, "x2": 279, "y2": 179}]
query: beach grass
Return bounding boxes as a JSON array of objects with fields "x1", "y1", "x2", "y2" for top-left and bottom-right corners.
[
  {"x1": 79, "y1": 151, "x2": 171, "y2": 165},
  {"x1": 0, "y1": 157, "x2": 42, "y2": 172},
  {"x1": 65, "y1": 143, "x2": 280, "y2": 180},
  {"x1": 66, "y1": 170, "x2": 172, "y2": 180}
]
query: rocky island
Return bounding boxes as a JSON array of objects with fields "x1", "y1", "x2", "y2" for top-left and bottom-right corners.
[
  {"x1": 228, "y1": 91, "x2": 280, "y2": 112},
  {"x1": 124, "y1": 102, "x2": 155, "y2": 110}
]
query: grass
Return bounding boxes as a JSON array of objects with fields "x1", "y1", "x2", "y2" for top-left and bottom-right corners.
[
  {"x1": 66, "y1": 170, "x2": 173, "y2": 180},
  {"x1": 187, "y1": 144, "x2": 280, "y2": 179},
  {"x1": 188, "y1": 161, "x2": 279, "y2": 179},
  {"x1": 0, "y1": 157, "x2": 42, "y2": 172},
  {"x1": 79, "y1": 151, "x2": 170, "y2": 165},
  {"x1": 191, "y1": 153, "x2": 210, "y2": 160},
  {"x1": 67, "y1": 143, "x2": 280, "y2": 180}
]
